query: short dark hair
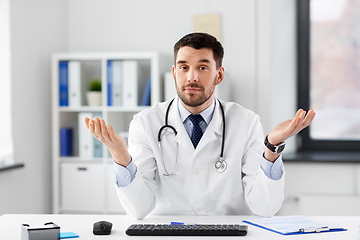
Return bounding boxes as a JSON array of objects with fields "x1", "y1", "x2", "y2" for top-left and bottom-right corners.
[{"x1": 174, "y1": 32, "x2": 224, "y2": 69}]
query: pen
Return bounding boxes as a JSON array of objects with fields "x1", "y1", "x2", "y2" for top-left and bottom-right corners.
[
  {"x1": 171, "y1": 222, "x2": 196, "y2": 225},
  {"x1": 299, "y1": 227, "x2": 329, "y2": 233}
]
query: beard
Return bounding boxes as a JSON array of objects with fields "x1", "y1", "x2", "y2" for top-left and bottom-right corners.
[{"x1": 175, "y1": 76, "x2": 217, "y2": 107}]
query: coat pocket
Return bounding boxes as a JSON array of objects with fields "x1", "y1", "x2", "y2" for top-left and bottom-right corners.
[{"x1": 209, "y1": 156, "x2": 242, "y2": 201}]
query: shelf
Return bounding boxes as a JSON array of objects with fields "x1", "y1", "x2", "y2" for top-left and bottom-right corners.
[
  {"x1": 283, "y1": 151, "x2": 360, "y2": 163},
  {"x1": 52, "y1": 51, "x2": 170, "y2": 214},
  {"x1": 59, "y1": 157, "x2": 104, "y2": 164},
  {"x1": 0, "y1": 163, "x2": 24, "y2": 172},
  {"x1": 58, "y1": 106, "x2": 150, "y2": 112},
  {"x1": 58, "y1": 106, "x2": 103, "y2": 112}
]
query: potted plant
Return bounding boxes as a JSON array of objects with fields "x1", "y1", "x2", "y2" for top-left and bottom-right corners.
[{"x1": 86, "y1": 78, "x2": 102, "y2": 106}]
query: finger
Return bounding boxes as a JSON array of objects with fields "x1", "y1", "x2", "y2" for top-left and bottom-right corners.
[
  {"x1": 93, "y1": 117, "x2": 103, "y2": 141},
  {"x1": 107, "y1": 125, "x2": 117, "y2": 141},
  {"x1": 302, "y1": 109, "x2": 316, "y2": 127},
  {"x1": 294, "y1": 109, "x2": 304, "y2": 118},
  {"x1": 84, "y1": 117, "x2": 90, "y2": 129},
  {"x1": 100, "y1": 119, "x2": 111, "y2": 142},
  {"x1": 284, "y1": 117, "x2": 300, "y2": 136},
  {"x1": 88, "y1": 119, "x2": 99, "y2": 139}
]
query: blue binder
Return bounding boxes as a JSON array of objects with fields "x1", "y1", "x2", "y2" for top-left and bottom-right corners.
[
  {"x1": 60, "y1": 128, "x2": 73, "y2": 156},
  {"x1": 107, "y1": 60, "x2": 112, "y2": 106},
  {"x1": 59, "y1": 61, "x2": 68, "y2": 106},
  {"x1": 140, "y1": 76, "x2": 151, "y2": 106}
]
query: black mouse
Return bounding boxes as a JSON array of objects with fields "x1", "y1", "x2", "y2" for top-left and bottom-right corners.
[{"x1": 93, "y1": 221, "x2": 113, "y2": 235}]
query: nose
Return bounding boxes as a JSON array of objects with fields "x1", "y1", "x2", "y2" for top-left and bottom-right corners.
[{"x1": 187, "y1": 69, "x2": 198, "y2": 83}]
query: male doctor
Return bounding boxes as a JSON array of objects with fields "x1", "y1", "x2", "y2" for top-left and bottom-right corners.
[{"x1": 85, "y1": 33, "x2": 315, "y2": 220}]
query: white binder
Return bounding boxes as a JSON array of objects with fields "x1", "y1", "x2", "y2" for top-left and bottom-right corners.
[
  {"x1": 78, "y1": 112, "x2": 94, "y2": 158},
  {"x1": 164, "y1": 71, "x2": 177, "y2": 101},
  {"x1": 122, "y1": 61, "x2": 138, "y2": 107},
  {"x1": 68, "y1": 61, "x2": 81, "y2": 107},
  {"x1": 112, "y1": 60, "x2": 123, "y2": 106}
]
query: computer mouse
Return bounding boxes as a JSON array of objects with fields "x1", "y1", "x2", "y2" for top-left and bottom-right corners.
[{"x1": 93, "y1": 220, "x2": 113, "y2": 235}]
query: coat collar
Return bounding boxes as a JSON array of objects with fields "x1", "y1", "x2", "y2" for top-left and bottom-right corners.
[{"x1": 167, "y1": 96, "x2": 224, "y2": 155}]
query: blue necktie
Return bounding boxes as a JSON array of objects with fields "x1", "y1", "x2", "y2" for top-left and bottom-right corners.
[{"x1": 188, "y1": 114, "x2": 204, "y2": 148}]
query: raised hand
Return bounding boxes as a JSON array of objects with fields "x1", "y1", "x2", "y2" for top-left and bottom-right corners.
[
  {"x1": 85, "y1": 117, "x2": 131, "y2": 167},
  {"x1": 264, "y1": 109, "x2": 316, "y2": 162},
  {"x1": 268, "y1": 109, "x2": 316, "y2": 146}
]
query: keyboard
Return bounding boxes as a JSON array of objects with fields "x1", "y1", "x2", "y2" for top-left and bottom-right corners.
[{"x1": 125, "y1": 224, "x2": 248, "y2": 236}]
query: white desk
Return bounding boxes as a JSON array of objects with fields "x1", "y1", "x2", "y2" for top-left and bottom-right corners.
[{"x1": 0, "y1": 214, "x2": 359, "y2": 239}]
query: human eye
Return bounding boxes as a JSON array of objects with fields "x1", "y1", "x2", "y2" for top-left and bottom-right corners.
[
  {"x1": 199, "y1": 66, "x2": 208, "y2": 70},
  {"x1": 179, "y1": 65, "x2": 188, "y2": 71}
]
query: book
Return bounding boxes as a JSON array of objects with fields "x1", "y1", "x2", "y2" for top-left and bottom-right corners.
[
  {"x1": 112, "y1": 60, "x2": 123, "y2": 106},
  {"x1": 60, "y1": 128, "x2": 73, "y2": 156},
  {"x1": 78, "y1": 112, "x2": 94, "y2": 159},
  {"x1": 93, "y1": 112, "x2": 102, "y2": 158},
  {"x1": 122, "y1": 61, "x2": 138, "y2": 107},
  {"x1": 59, "y1": 61, "x2": 68, "y2": 106},
  {"x1": 140, "y1": 76, "x2": 151, "y2": 106},
  {"x1": 68, "y1": 61, "x2": 81, "y2": 107}
]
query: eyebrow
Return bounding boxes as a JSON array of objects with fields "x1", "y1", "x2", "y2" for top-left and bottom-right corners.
[{"x1": 176, "y1": 59, "x2": 211, "y2": 65}]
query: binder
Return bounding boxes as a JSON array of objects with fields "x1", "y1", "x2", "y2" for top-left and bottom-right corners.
[
  {"x1": 140, "y1": 76, "x2": 151, "y2": 106},
  {"x1": 243, "y1": 215, "x2": 346, "y2": 235},
  {"x1": 60, "y1": 128, "x2": 73, "y2": 156},
  {"x1": 93, "y1": 112, "x2": 103, "y2": 158},
  {"x1": 68, "y1": 61, "x2": 81, "y2": 107},
  {"x1": 107, "y1": 60, "x2": 112, "y2": 106},
  {"x1": 164, "y1": 71, "x2": 177, "y2": 101},
  {"x1": 78, "y1": 112, "x2": 94, "y2": 159},
  {"x1": 122, "y1": 60, "x2": 138, "y2": 107},
  {"x1": 112, "y1": 60, "x2": 123, "y2": 106},
  {"x1": 59, "y1": 61, "x2": 68, "y2": 106}
]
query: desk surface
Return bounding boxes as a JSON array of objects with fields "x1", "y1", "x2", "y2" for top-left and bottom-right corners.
[{"x1": 0, "y1": 214, "x2": 359, "y2": 239}]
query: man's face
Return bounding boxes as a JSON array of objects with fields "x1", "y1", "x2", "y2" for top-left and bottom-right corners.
[{"x1": 172, "y1": 46, "x2": 224, "y2": 111}]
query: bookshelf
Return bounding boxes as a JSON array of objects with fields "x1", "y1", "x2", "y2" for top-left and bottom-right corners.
[{"x1": 51, "y1": 52, "x2": 171, "y2": 214}]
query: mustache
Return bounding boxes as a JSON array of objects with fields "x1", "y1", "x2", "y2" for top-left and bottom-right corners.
[{"x1": 181, "y1": 83, "x2": 204, "y2": 91}]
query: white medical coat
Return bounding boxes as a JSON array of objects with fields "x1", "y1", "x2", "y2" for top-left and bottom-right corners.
[{"x1": 115, "y1": 98, "x2": 285, "y2": 219}]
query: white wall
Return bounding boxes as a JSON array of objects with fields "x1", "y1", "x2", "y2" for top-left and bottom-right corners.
[
  {"x1": 0, "y1": 0, "x2": 67, "y2": 214},
  {"x1": 4, "y1": 0, "x2": 358, "y2": 216},
  {"x1": 66, "y1": 0, "x2": 259, "y2": 111},
  {"x1": 1, "y1": 0, "x2": 297, "y2": 215}
]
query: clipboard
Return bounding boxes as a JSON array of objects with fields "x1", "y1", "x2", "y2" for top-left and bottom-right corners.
[{"x1": 243, "y1": 216, "x2": 347, "y2": 235}]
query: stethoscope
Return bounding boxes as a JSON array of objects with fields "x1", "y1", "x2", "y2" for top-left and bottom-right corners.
[{"x1": 157, "y1": 98, "x2": 227, "y2": 176}]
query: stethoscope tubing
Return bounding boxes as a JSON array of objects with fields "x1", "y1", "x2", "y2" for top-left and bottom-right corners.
[{"x1": 158, "y1": 98, "x2": 227, "y2": 175}]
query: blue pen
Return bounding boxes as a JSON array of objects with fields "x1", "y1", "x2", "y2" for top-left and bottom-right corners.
[{"x1": 171, "y1": 222, "x2": 196, "y2": 225}]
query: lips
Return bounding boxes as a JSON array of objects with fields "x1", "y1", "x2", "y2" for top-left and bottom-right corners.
[
  {"x1": 185, "y1": 87, "x2": 201, "y2": 93},
  {"x1": 182, "y1": 84, "x2": 204, "y2": 93}
]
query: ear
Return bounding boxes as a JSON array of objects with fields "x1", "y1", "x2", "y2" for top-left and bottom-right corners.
[
  {"x1": 172, "y1": 65, "x2": 176, "y2": 81},
  {"x1": 215, "y1": 66, "x2": 225, "y2": 86}
]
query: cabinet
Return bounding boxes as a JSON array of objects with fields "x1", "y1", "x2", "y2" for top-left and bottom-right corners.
[{"x1": 51, "y1": 52, "x2": 171, "y2": 214}]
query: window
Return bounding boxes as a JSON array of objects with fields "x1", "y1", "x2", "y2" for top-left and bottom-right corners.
[
  {"x1": 0, "y1": 0, "x2": 14, "y2": 167},
  {"x1": 297, "y1": 0, "x2": 360, "y2": 152}
]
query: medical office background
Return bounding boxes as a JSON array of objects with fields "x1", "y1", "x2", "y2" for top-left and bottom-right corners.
[{"x1": 1, "y1": 0, "x2": 360, "y2": 216}]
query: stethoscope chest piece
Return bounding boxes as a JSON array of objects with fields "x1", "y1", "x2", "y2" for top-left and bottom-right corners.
[{"x1": 215, "y1": 159, "x2": 227, "y2": 173}]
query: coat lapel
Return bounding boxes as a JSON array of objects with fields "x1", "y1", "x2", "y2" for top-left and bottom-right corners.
[
  {"x1": 195, "y1": 99, "x2": 223, "y2": 152},
  {"x1": 168, "y1": 97, "x2": 195, "y2": 155}
]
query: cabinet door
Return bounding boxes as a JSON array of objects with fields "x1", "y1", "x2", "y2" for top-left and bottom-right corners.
[
  {"x1": 61, "y1": 163, "x2": 105, "y2": 212},
  {"x1": 107, "y1": 164, "x2": 126, "y2": 214}
]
